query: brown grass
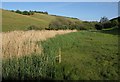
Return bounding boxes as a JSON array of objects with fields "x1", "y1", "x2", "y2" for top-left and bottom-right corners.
[{"x1": 2, "y1": 30, "x2": 77, "y2": 59}]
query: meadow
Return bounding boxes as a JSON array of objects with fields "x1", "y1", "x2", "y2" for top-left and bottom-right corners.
[
  {"x1": 2, "y1": 9, "x2": 82, "y2": 32},
  {"x1": 2, "y1": 29, "x2": 119, "y2": 80},
  {"x1": 1, "y1": 9, "x2": 119, "y2": 80}
]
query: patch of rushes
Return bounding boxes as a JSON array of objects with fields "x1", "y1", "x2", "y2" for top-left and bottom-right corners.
[{"x1": 2, "y1": 30, "x2": 76, "y2": 59}]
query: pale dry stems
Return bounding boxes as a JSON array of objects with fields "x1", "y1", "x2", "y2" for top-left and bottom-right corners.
[{"x1": 2, "y1": 30, "x2": 76, "y2": 59}]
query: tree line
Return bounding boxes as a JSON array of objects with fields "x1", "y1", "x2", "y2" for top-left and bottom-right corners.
[
  {"x1": 95, "y1": 16, "x2": 119, "y2": 30},
  {"x1": 10, "y1": 10, "x2": 48, "y2": 15}
]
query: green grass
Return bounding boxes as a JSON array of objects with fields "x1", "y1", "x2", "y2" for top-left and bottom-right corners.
[
  {"x1": 2, "y1": 10, "x2": 49, "y2": 32},
  {"x1": 2, "y1": 30, "x2": 119, "y2": 80},
  {"x1": 41, "y1": 31, "x2": 118, "y2": 80},
  {"x1": 2, "y1": 9, "x2": 82, "y2": 32}
]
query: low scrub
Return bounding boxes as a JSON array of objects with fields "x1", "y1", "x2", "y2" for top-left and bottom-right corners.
[{"x1": 48, "y1": 17, "x2": 96, "y2": 30}]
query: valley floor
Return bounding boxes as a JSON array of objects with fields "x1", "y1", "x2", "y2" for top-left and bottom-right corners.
[{"x1": 2, "y1": 30, "x2": 119, "y2": 80}]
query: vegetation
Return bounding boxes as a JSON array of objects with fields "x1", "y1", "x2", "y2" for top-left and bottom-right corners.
[
  {"x1": 48, "y1": 17, "x2": 97, "y2": 30},
  {"x1": 2, "y1": 9, "x2": 81, "y2": 32},
  {"x1": 2, "y1": 30, "x2": 119, "y2": 80},
  {"x1": 2, "y1": 9, "x2": 48, "y2": 32},
  {"x1": 2, "y1": 9, "x2": 119, "y2": 80},
  {"x1": 11, "y1": 10, "x2": 48, "y2": 15},
  {"x1": 95, "y1": 16, "x2": 119, "y2": 30},
  {"x1": 2, "y1": 30, "x2": 76, "y2": 59}
]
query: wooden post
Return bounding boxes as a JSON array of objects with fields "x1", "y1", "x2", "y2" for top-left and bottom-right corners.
[{"x1": 59, "y1": 48, "x2": 61, "y2": 63}]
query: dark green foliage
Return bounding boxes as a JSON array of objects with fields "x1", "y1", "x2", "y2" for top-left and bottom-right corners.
[
  {"x1": 48, "y1": 17, "x2": 96, "y2": 30},
  {"x1": 95, "y1": 17, "x2": 119, "y2": 30},
  {"x1": 22, "y1": 11, "x2": 30, "y2": 15},
  {"x1": 95, "y1": 23, "x2": 103, "y2": 30},
  {"x1": 102, "y1": 21, "x2": 113, "y2": 29},
  {"x1": 27, "y1": 25, "x2": 42, "y2": 30},
  {"x1": 15, "y1": 10, "x2": 22, "y2": 14},
  {"x1": 49, "y1": 17, "x2": 72, "y2": 30},
  {"x1": 33, "y1": 11, "x2": 48, "y2": 14},
  {"x1": 10, "y1": 10, "x2": 49, "y2": 15}
]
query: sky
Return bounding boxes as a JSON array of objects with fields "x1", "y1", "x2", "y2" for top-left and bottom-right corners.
[
  {"x1": 2, "y1": 0, "x2": 120, "y2": 2},
  {"x1": 2, "y1": 2, "x2": 118, "y2": 21}
]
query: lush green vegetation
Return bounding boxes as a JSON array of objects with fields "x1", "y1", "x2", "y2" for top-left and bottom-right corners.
[
  {"x1": 11, "y1": 10, "x2": 48, "y2": 15},
  {"x1": 47, "y1": 17, "x2": 97, "y2": 30},
  {"x1": 2, "y1": 9, "x2": 84, "y2": 32},
  {"x1": 95, "y1": 16, "x2": 119, "y2": 30},
  {"x1": 2, "y1": 10, "x2": 48, "y2": 32},
  {"x1": 2, "y1": 9, "x2": 119, "y2": 80},
  {"x1": 3, "y1": 30, "x2": 119, "y2": 80},
  {"x1": 2, "y1": 9, "x2": 98, "y2": 32}
]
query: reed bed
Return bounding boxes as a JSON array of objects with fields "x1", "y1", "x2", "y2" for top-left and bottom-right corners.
[{"x1": 2, "y1": 30, "x2": 76, "y2": 59}]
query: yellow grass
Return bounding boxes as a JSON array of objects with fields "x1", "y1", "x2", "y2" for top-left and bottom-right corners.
[{"x1": 2, "y1": 30, "x2": 77, "y2": 59}]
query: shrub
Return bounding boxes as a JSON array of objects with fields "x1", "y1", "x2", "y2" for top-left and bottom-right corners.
[
  {"x1": 102, "y1": 21, "x2": 112, "y2": 29},
  {"x1": 48, "y1": 17, "x2": 71, "y2": 30},
  {"x1": 48, "y1": 17, "x2": 87, "y2": 30},
  {"x1": 27, "y1": 25, "x2": 42, "y2": 30},
  {"x1": 15, "y1": 10, "x2": 22, "y2": 14},
  {"x1": 95, "y1": 23, "x2": 103, "y2": 30}
]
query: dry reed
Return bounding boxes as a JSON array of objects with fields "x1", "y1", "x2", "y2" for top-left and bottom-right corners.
[{"x1": 2, "y1": 30, "x2": 76, "y2": 59}]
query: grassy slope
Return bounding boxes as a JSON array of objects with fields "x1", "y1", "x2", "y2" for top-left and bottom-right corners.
[
  {"x1": 30, "y1": 13, "x2": 56, "y2": 25},
  {"x1": 2, "y1": 10, "x2": 81, "y2": 32},
  {"x1": 3, "y1": 30, "x2": 119, "y2": 80},
  {"x1": 2, "y1": 10, "x2": 49, "y2": 32}
]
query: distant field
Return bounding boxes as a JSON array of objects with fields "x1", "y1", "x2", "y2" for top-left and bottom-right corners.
[
  {"x1": 2, "y1": 10, "x2": 81, "y2": 32},
  {"x1": 2, "y1": 29, "x2": 119, "y2": 80},
  {"x1": 2, "y1": 10, "x2": 48, "y2": 32}
]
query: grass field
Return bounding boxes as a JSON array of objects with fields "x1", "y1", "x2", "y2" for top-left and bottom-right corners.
[
  {"x1": 2, "y1": 9, "x2": 81, "y2": 32},
  {"x1": 2, "y1": 29, "x2": 119, "y2": 80}
]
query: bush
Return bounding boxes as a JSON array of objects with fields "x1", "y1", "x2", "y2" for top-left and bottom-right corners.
[
  {"x1": 48, "y1": 17, "x2": 88, "y2": 30},
  {"x1": 27, "y1": 25, "x2": 42, "y2": 30},
  {"x1": 48, "y1": 17, "x2": 71, "y2": 30},
  {"x1": 102, "y1": 21, "x2": 112, "y2": 29},
  {"x1": 15, "y1": 10, "x2": 22, "y2": 14},
  {"x1": 95, "y1": 23, "x2": 103, "y2": 30},
  {"x1": 111, "y1": 20, "x2": 119, "y2": 27}
]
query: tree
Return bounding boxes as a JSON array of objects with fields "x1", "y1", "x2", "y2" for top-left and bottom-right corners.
[
  {"x1": 29, "y1": 10, "x2": 34, "y2": 15},
  {"x1": 22, "y1": 11, "x2": 29, "y2": 15},
  {"x1": 100, "y1": 16, "x2": 109, "y2": 23},
  {"x1": 15, "y1": 10, "x2": 22, "y2": 14}
]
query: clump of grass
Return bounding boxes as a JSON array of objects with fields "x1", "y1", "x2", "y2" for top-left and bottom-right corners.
[{"x1": 2, "y1": 53, "x2": 56, "y2": 80}]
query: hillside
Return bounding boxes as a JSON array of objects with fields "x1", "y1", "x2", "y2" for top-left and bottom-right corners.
[{"x1": 2, "y1": 9, "x2": 82, "y2": 32}]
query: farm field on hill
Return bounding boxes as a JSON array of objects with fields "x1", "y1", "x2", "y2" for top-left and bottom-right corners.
[{"x1": 2, "y1": 30, "x2": 119, "y2": 80}]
